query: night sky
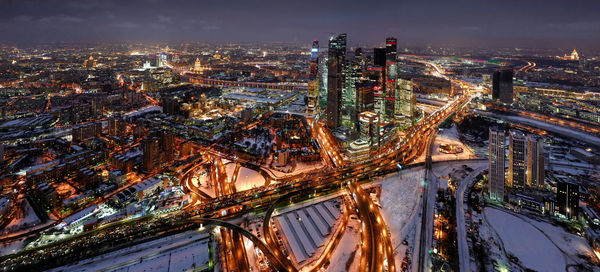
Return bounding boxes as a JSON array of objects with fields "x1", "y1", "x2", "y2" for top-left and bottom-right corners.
[{"x1": 1, "y1": 0, "x2": 600, "y2": 48}]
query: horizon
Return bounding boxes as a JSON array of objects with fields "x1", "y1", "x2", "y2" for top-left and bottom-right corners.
[{"x1": 1, "y1": 0, "x2": 600, "y2": 50}]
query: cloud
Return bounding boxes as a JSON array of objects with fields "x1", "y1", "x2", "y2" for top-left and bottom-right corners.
[
  {"x1": 13, "y1": 15, "x2": 33, "y2": 22},
  {"x1": 109, "y1": 22, "x2": 139, "y2": 29},
  {"x1": 202, "y1": 25, "x2": 221, "y2": 31},
  {"x1": 148, "y1": 22, "x2": 167, "y2": 29},
  {"x1": 66, "y1": 0, "x2": 113, "y2": 11},
  {"x1": 39, "y1": 15, "x2": 85, "y2": 23},
  {"x1": 157, "y1": 15, "x2": 172, "y2": 24}
]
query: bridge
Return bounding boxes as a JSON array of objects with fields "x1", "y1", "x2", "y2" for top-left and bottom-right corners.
[{"x1": 183, "y1": 74, "x2": 308, "y2": 91}]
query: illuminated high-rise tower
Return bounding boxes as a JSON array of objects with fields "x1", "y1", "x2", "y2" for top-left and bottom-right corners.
[
  {"x1": 526, "y1": 135, "x2": 545, "y2": 188},
  {"x1": 372, "y1": 47, "x2": 386, "y2": 117},
  {"x1": 384, "y1": 37, "x2": 398, "y2": 120},
  {"x1": 489, "y1": 128, "x2": 506, "y2": 202},
  {"x1": 492, "y1": 68, "x2": 513, "y2": 104},
  {"x1": 326, "y1": 33, "x2": 346, "y2": 128},
  {"x1": 309, "y1": 40, "x2": 319, "y2": 78},
  {"x1": 508, "y1": 130, "x2": 527, "y2": 188}
]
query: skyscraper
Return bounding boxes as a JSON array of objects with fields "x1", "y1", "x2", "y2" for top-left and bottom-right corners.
[
  {"x1": 372, "y1": 47, "x2": 386, "y2": 118},
  {"x1": 306, "y1": 80, "x2": 319, "y2": 116},
  {"x1": 526, "y1": 135, "x2": 545, "y2": 188},
  {"x1": 395, "y1": 77, "x2": 416, "y2": 121},
  {"x1": 354, "y1": 48, "x2": 364, "y2": 67},
  {"x1": 373, "y1": 48, "x2": 386, "y2": 67},
  {"x1": 326, "y1": 33, "x2": 346, "y2": 128},
  {"x1": 508, "y1": 130, "x2": 527, "y2": 188},
  {"x1": 489, "y1": 128, "x2": 506, "y2": 201},
  {"x1": 557, "y1": 180, "x2": 579, "y2": 220},
  {"x1": 366, "y1": 67, "x2": 385, "y2": 118},
  {"x1": 309, "y1": 40, "x2": 319, "y2": 78},
  {"x1": 492, "y1": 68, "x2": 513, "y2": 104},
  {"x1": 384, "y1": 37, "x2": 398, "y2": 120},
  {"x1": 356, "y1": 82, "x2": 375, "y2": 113}
]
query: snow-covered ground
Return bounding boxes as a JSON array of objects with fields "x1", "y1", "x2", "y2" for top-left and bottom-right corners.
[
  {"x1": 377, "y1": 167, "x2": 424, "y2": 269},
  {"x1": 481, "y1": 207, "x2": 599, "y2": 272},
  {"x1": 481, "y1": 111, "x2": 600, "y2": 147},
  {"x1": 517, "y1": 213, "x2": 598, "y2": 268},
  {"x1": 433, "y1": 125, "x2": 477, "y2": 161},
  {"x1": 235, "y1": 167, "x2": 266, "y2": 192},
  {"x1": 49, "y1": 230, "x2": 211, "y2": 272},
  {"x1": 326, "y1": 216, "x2": 361, "y2": 272},
  {"x1": 191, "y1": 169, "x2": 215, "y2": 198},
  {"x1": 4, "y1": 199, "x2": 41, "y2": 231},
  {"x1": 0, "y1": 238, "x2": 26, "y2": 256},
  {"x1": 269, "y1": 161, "x2": 325, "y2": 179}
]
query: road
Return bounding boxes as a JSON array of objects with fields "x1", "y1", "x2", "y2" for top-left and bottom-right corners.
[
  {"x1": 1, "y1": 85, "x2": 471, "y2": 272},
  {"x1": 348, "y1": 180, "x2": 395, "y2": 272},
  {"x1": 456, "y1": 164, "x2": 487, "y2": 272},
  {"x1": 417, "y1": 130, "x2": 437, "y2": 272}
]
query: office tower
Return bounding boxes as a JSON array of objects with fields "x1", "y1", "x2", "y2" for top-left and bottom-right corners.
[
  {"x1": 395, "y1": 77, "x2": 416, "y2": 120},
  {"x1": 373, "y1": 48, "x2": 386, "y2": 67},
  {"x1": 489, "y1": 128, "x2": 506, "y2": 201},
  {"x1": 142, "y1": 136, "x2": 159, "y2": 172},
  {"x1": 326, "y1": 33, "x2": 346, "y2": 128},
  {"x1": 309, "y1": 40, "x2": 319, "y2": 78},
  {"x1": 306, "y1": 80, "x2": 319, "y2": 115},
  {"x1": 508, "y1": 130, "x2": 527, "y2": 188},
  {"x1": 526, "y1": 135, "x2": 545, "y2": 188},
  {"x1": 356, "y1": 82, "x2": 375, "y2": 114},
  {"x1": 342, "y1": 47, "x2": 366, "y2": 130},
  {"x1": 359, "y1": 111, "x2": 380, "y2": 148},
  {"x1": 155, "y1": 55, "x2": 163, "y2": 68},
  {"x1": 492, "y1": 68, "x2": 513, "y2": 104},
  {"x1": 366, "y1": 66, "x2": 385, "y2": 117},
  {"x1": 384, "y1": 37, "x2": 398, "y2": 120},
  {"x1": 355, "y1": 48, "x2": 364, "y2": 67},
  {"x1": 557, "y1": 180, "x2": 579, "y2": 220}
]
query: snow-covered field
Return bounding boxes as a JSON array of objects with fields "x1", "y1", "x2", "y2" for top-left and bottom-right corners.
[
  {"x1": 482, "y1": 112, "x2": 600, "y2": 147},
  {"x1": 482, "y1": 208, "x2": 599, "y2": 272},
  {"x1": 484, "y1": 208, "x2": 565, "y2": 271},
  {"x1": 235, "y1": 167, "x2": 266, "y2": 192},
  {"x1": 191, "y1": 170, "x2": 215, "y2": 198},
  {"x1": 326, "y1": 217, "x2": 361, "y2": 272},
  {"x1": 433, "y1": 125, "x2": 477, "y2": 161},
  {"x1": 49, "y1": 230, "x2": 211, "y2": 272},
  {"x1": 4, "y1": 200, "x2": 41, "y2": 230},
  {"x1": 377, "y1": 167, "x2": 424, "y2": 269}
]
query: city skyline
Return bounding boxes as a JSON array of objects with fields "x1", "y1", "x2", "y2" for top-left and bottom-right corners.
[{"x1": 1, "y1": 2, "x2": 600, "y2": 271}]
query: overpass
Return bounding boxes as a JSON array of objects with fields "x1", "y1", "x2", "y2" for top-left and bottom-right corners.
[{"x1": 183, "y1": 74, "x2": 308, "y2": 91}]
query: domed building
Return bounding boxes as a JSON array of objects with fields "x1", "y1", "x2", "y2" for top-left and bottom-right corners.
[{"x1": 191, "y1": 58, "x2": 212, "y2": 74}]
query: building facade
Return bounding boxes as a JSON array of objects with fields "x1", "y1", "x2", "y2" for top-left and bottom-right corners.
[
  {"x1": 508, "y1": 130, "x2": 527, "y2": 188},
  {"x1": 526, "y1": 135, "x2": 545, "y2": 188},
  {"x1": 489, "y1": 128, "x2": 506, "y2": 201},
  {"x1": 557, "y1": 180, "x2": 579, "y2": 220},
  {"x1": 492, "y1": 68, "x2": 513, "y2": 104},
  {"x1": 326, "y1": 34, "x2": 347, "y2": 128}
]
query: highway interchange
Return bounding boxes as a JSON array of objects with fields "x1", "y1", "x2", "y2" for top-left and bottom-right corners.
[{"x1": 1, "y1": 58, "x2": 474, "y2": 271}]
